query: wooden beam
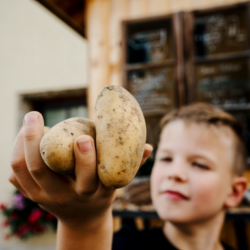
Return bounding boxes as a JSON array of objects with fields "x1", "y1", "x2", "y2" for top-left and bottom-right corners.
[
  {"x1": 34, "y1": 0, "x2": 85, "y2": 38},
  {"x1": 86, "y1": 0, "x2": 111, "y2": 121}
]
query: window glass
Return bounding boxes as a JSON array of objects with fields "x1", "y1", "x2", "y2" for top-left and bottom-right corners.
[{"x1": 43, "y1": 105, "x2": 88, "y2": 127}]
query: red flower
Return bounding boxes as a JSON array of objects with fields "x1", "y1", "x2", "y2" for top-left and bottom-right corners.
[
  {"x1": 17, "y1": 224, "x2": 29, "y2": 237},
  {"x1": 5, "y1": 234, "x2": 10, "y2": 240},
  {"x1": 10, "y1": 212, "x2": 18, "y2": 220},
  {"x1": 28, "y1": 209, "x2": 43, "y2": 223},
  {"x1": 46, "y1": 212, "x2": 55, "y2": 221},
  {"x1": 2, "y1": 220, "x2": 9, "y2": 227},
  {"x1": 32, "y1": 224, "x2": 45, "y2": 233},
  {"x1": 0, "y1": 204, "x2": 6, "y2": 210}
]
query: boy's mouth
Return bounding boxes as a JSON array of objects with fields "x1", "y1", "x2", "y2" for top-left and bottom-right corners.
[{"x1": 163, "y1": 190, "x2": 189, "y2": 200}]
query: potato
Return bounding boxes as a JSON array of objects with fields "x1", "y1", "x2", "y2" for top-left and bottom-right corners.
[
  {"x1": 95, "y1": 85, "x2": 146, "y2": 189},
  {"x1": 40, "y1": 118, "x2": 95, "y2": 175},
  {"x1": 39, "y1": 86, "x2": 146, "y2": 188},
  {"x1": 44, "y1": 126, "x2": 50, "y2": 134}
]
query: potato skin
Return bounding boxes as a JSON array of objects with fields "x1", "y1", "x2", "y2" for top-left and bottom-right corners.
[
  {"x1": 95, "y1": 85, "x2": 146, "y2": 189},
  {"x1": 40, "y1": 118, "x2": 95, "y2": 175}
]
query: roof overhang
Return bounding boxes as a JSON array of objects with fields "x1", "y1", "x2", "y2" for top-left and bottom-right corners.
[{"x1": 34, "y1": 0, "x2": 86, "y2": 38}]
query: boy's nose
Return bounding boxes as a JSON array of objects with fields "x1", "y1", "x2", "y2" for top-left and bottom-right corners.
[
  {"x1": 167, "y1": 161, "x2": 188, "y2": 182},
  {"x1": 168, "y1": 173, "x2": 187, "y2": 182}
]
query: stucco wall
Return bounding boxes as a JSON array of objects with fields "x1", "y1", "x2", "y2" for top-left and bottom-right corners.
[{"x1": 0, "y1": 0, "x2": 87, "y2": 248}]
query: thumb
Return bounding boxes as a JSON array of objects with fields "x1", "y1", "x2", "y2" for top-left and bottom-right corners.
[
  {"x1": 74, "y1": 135, "x2": 98, "y2": 196},
  {"x1": 140, "y1": 144, "x2": 153, "y2": 167}
]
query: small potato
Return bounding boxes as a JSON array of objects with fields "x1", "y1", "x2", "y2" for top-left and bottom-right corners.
[
  {"x1": 95, "y1": 85, "x2": 146, "y2": 189},
  {"x1": 40, "y1": 117, "x2": 95, "y2": 174}
]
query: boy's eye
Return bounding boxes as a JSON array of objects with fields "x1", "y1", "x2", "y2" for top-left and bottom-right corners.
[
  {"x1": 193, "y1": 162, "x2": 209, "y2": 170},
  {"x1": 161, "y1": 157, "x2": 172, "y2": 162}
]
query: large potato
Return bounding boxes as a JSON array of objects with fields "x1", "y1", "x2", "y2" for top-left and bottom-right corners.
[
  {"x1": 40, "y1": 117, "x2": 95, "y2": 174},
  {"x1": 95, "y1": 85, "x2": 146, "y2": 189}
]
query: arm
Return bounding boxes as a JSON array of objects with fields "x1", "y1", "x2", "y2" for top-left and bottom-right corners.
[
  {"x1": 10, "y1": 111, "x2": 152, "y2": 250},
  {"x1": 56, "y1": 207, "x2": 113, "y2": 250}
]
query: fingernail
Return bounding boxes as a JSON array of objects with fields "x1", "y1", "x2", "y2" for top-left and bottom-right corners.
[
  {"x1": 78, "y1": 138, "x2": 92, "y2": 153},
  {"x1": 24, "y1": 113, "x2": 38, "y2": 125}
]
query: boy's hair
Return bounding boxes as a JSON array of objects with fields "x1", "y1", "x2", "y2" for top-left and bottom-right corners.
[{"x1": 160, "y1": 102, "x2": 247, "y2": 176}]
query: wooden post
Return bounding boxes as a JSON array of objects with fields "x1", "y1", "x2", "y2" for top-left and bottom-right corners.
[
  {"x1": 109, "y1": 0, "x2": 129, "y2": 87},
  {"x1": 86, "y1": 0, "x2": 110, "y2": 121}
]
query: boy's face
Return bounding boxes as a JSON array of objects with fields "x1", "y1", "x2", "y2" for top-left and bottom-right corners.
[{"x1": 150, "y1": 120, "x2": 236, "y2": 224}]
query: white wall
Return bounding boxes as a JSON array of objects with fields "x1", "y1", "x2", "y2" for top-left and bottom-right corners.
[{"x1": 0, "y1": 0, "x2": 88, "y2": 248}]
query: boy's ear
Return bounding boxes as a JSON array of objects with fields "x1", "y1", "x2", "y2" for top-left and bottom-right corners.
[{"x1": 224, "y1": 177, "x2": 248, "y2": 208}]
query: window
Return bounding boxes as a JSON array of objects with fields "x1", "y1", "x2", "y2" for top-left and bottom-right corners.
[
  {"x1": 21, "y1": 88, "x2": 88, "y2": 127},
  {"x1": 122, "y1": 2, "x2": 250, "y2": 160},
  {"x1": 122, "y1": 13, "x2": 185, "y2": 150}
]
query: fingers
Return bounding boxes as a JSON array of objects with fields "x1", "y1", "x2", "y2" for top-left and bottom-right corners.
[
  {"x1": 10, "y1": 125, "x2": 41, "y2": 196},
  {"x1": 21, "y1": 112, "x2": 69, "y2": 196},
  {"x1": 140, "y1": 144, "x2": 153, "y2": 167},
  {"x1": 23, "y1": 111, "x2": 46, "y2": 174},
  {"x1": 9, "y1": 171, "x2": 29, "y2": 198},
  {"x1": 74, "y1": 135, "x2": 98, "y2": 195}
]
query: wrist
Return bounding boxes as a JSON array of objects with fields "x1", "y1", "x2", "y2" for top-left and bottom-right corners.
[
  {"x1": 59, "y1": 206, "x2": 113, "y2": 231},
  {"x1": 56, "y1": 207, "x2": 113, "y2": 250}
]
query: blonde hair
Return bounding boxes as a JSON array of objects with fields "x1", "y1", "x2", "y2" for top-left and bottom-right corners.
[{"x1": 160, "y1": 103, "x2": 247, "y2": 176}]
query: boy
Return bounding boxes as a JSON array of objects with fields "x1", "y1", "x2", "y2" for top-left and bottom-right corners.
[{"x1": 9, "y1": 102, "x2": 247, "y2": 250}]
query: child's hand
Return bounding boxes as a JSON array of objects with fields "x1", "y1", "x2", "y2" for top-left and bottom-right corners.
[{"x1": 9, "y1": 111, "x2": 153, "y2": 229}]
